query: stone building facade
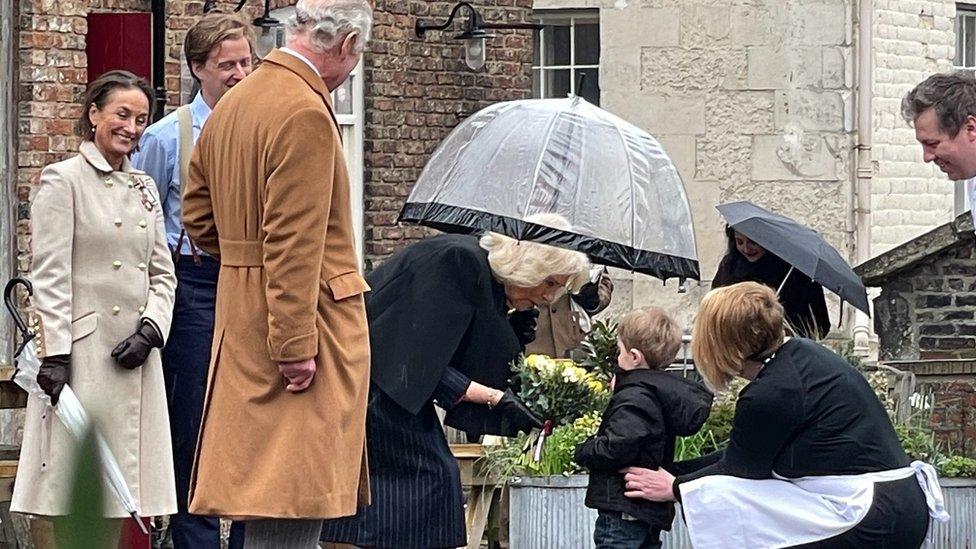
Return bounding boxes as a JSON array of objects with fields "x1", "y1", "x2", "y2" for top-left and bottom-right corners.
[{"x1": 531, "y1": 0, "x2": 964, "y2": 335}]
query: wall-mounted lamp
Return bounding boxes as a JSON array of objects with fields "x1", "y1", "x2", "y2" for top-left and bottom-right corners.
[
  {"x1": 204, "y1": 0, "x2": 282, "y2": 57},
  {"x1": 415, "y1": 2, "x2": 541, "y2": 71}
]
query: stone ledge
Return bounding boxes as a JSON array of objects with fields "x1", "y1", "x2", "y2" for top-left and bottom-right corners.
[
  {"x1": 856, "y1": 212, "x2": 975, "y2": 286},
  {"x1": 881, "y1": 359, "x2": 976, "y2": 376}
]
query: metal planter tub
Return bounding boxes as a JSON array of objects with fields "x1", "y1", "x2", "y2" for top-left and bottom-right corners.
[
  {"x1": 507, "y1": 474, "x2": 691, "y2": 549},
  {"x1": 507, "y1": 475, "x2": 974, "y2": 549}
]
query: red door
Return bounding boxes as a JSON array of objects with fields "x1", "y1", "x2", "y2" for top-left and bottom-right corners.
[{"x1": 85, "y1": 13, "x2": 152, "y2": 84}]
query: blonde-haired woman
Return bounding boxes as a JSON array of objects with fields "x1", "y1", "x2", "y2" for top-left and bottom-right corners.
[
  {"x1": 620, "y1": 282, "x2": 944, "y2": 548},
  {"x1": 321, "y1": 223, "x2": 589, "y2": 548}
]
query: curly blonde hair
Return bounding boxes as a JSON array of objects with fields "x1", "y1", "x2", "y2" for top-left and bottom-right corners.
[{"x1": 479, "y1": 213, "x2": 590, "y2": 292}]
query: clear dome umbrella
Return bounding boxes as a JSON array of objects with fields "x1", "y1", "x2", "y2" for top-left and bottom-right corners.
[{"x1": 399, "y1": 96, "x2": 700, "y2": 281}]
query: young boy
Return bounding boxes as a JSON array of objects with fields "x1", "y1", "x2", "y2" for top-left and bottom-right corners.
[{"x1": 575, "y1": 307, "x2": 712, "y2": 549}]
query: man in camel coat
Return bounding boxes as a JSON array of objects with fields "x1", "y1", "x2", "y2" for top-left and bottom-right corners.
[{"x1": 182, "y1": 0, "x2": 373, "y2": 545}]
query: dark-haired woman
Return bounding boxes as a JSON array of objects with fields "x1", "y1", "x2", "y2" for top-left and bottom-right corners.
[
  {"x1": 713, "y1": 226, "x2": 831, "y2": 339},
  {"x1": 12, "y1": 70, "x2": 177, "y2": 543}
]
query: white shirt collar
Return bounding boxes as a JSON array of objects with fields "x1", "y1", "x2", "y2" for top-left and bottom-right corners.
[{"x1": 279, "y1": 47, "x2": 320, "y2": 77}]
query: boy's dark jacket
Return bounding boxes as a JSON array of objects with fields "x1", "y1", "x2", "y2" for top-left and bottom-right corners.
[{"x1": 574, "y1": 368, "x2": 712, "y2": 527}]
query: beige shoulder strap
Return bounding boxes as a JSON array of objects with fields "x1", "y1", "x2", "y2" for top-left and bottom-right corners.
[{"x1": 176, "y1": 105, "x2": 193, "y2": 194}]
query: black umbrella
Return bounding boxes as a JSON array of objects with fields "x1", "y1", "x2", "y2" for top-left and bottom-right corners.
[{"x1": 716, "y1": 201, "x2": 870, "y2": 314}]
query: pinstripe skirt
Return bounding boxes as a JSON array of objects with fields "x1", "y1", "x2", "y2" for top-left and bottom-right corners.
[{"x1": 320, "y1": 384, "x2": 467, "y2": 548}]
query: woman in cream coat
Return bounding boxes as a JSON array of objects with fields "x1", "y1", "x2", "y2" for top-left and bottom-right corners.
[{"x1": 12, "y1": 71, "x2": 177, "y2": 536}]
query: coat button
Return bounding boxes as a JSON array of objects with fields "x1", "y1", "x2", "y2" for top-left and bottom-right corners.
[
  {"x1": 138, "y1": 262, "x2": 147, "y2": 271},
  {"x1": 113, "y1": 260, "x2": 122, "y2": 269},
  {"x1": 112, "y1": 306, "x2": 121, "y2": 315},
  {"x1": 103, "y1": 177, "x2": 112, "y2": 186},
  {"x1": 114, "y1": 218, "x2": 122, "y2": 226},
  {"x1": 138, "y1": 220, "x2": 147, "y2": 229},
  {"x1": 138, "y1": 305, "x2": 145, "y2": 314}
]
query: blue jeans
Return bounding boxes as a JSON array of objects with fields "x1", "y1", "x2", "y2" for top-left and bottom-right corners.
[
  {"x1": 163, "y1": 256, "x2": 244, "y2": 549},
  {"x1": 594, "y1": 511, "x2": 663, "y2": 549}
]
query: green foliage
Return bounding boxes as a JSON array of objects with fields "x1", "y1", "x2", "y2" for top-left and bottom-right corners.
[
  {"x1": 673, "y1": 378, "x2": 744, "y2": 460},
  {"x1": 938, "y1": 455, "x2": 976, "y2": 478},
  {"x1": 512, "y1": 354, "x2": 611, "y2": 426},
  {"x1": 56, "y1": 428, "x2": 112, "y2": 548},
  {"x1": 575, "y1": 319, "x2": 618, "y2": 384},
  {"x1": 482, "y1": 412, "x2": 601, "y2": 480}
]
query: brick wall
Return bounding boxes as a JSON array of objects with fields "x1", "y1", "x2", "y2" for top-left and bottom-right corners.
[
  {"x1": 15, "y1": 0, "x2": 535, "y2": 273},
  {"x1": 926, "y1": 377, "x2": 976, "y2": 459},
  {"x1": 871, "y1": 0, "x2": 957, "y2": 255},
  {"x1": 361, "y1": 0, "x2": 535, "y2": 269},
  {"x1": 874, "y1": 238, "x2": 976, "y2": 361}
]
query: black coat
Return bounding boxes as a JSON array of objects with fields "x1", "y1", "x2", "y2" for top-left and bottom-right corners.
[
  {"x1": 712, "y1": 252, "x2": 831, "y2": 339},
  {"x1": 366, "y1": 234, "x2": 522, "y2": 435},
  {"x1": 574, "y1": 369, "x2": 712, "y2": 527}
]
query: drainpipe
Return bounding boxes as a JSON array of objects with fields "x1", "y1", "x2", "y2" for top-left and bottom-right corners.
[
  {"x1": 852, "y1": 0, "x2": 872, "y2": 355},
  {"x1": 151, "y1": 0, "x2": 167, "y2": 122}
]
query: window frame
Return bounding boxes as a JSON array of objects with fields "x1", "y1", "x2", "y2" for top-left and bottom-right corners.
[
  {"x1": 955, "y1": 3, "x2": 976, "y2": 69},
  {"x1": 531, "y1": 9, "x2": 601, "y2": 103}
]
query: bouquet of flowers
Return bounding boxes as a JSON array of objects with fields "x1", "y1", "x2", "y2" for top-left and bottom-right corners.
[{"x1": 513, "y1": 354, "x2": 611, "y2": 426}]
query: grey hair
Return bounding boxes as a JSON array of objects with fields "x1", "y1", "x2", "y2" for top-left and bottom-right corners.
[
  {"x1": 479, "y1": 213, "x2": 591, "y2": 292},
  {"x1": 286, "y1": 0, "x2": 373, "y2": 54},
  {"x1": 901, "y1": 70, "x2": 976, "y2": 136}
]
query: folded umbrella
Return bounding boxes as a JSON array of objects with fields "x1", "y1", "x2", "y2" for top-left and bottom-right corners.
[
  {"x1": 716, "y1": 201, "x2": 870, "y2": 314},
  {"x1": 4, "y1": 278, "x2": 149, "y2": 534},
  {"x1": 400, "y1": 96, "x2": 700, "y2": 282}
]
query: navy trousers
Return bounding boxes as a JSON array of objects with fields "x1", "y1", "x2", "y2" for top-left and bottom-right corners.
[{"x1": 163, "y1": 256, "x2": 244, "y2": 548}]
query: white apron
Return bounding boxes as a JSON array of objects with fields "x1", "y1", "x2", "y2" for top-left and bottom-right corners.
[{"x1": 680, "y1": 461, "x2": 950, "y2": 549}]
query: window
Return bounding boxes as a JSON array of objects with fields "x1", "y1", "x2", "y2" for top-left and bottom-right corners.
[
  {"x1": 532, "y1": 10, "x2": 600, "y2": 106},
  {"x1": 955, "y1": 4, "x2": 976, "y2": 68}
]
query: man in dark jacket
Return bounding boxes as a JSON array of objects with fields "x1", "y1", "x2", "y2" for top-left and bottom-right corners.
[{"x1": 575, "y1": 307, "x2": 712, "y2": 548}]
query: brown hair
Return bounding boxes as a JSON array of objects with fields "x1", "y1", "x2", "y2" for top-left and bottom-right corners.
[
  {"x1": 79, "y1": 70, "x2": 154, "y2": 139},
  {"x1": 617, "y1": 307, "x2": 682, "y2": 370},
  {"x1": 902, "y1": 71, "x2": 976, "y2": 137},
  {"x1": 691, "y1": 282, "x2": 785, "y2": 391},
  {"x1": 184, "y1": 13, "x2": 256, "y2": 83}
]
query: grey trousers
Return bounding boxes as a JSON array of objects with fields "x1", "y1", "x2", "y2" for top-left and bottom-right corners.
[{"x1": 243, "y1": 519, "x2": 324, "y2": 549}]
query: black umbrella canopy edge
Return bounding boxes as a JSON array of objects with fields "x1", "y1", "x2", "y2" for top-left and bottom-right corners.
[{"x1": 399, "y1": 201, "x2": 701, "y2": 282}]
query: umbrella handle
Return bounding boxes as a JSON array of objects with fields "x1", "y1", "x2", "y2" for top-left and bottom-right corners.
[
  {"x1": 776, "y1": 266, "x2": 795, "y2": 296},
  {"x1": 4, "y1": 278, "x2": 34, "y2": 354}
]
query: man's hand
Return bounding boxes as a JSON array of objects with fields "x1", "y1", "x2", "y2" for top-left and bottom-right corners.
[{"x1": 278, "y1": 358, "x2": 316, "y2": 392}]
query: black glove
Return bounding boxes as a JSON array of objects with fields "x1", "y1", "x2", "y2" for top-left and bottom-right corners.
[
  {"x1": 509, "y1": 308, "x2": 540, "y2": 347},
  {"x1": 111, "y1": 321, "x2": 163, "y2": 370},
  {"x1": 573, "y1": 280, "x2": 602, "y2": 311},
  {"x1": 495, "y1": 389, "x2": 544, "y2": 435},
  {"x1": 38, "y1": 354, "x2": 70, "y2": 406}
]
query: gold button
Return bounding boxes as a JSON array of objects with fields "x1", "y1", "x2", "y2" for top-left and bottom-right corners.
[
  {"x1": 114, "y1": 218, "x2": 123, "y2": 226},
  {"x1": 112, "y1": 260, "x2": 122, "y2": 269},
  {"x1": 103, "y1": 177, "x2": 113, "y2": 187},
  {"x1": 138, "y1": 220, "x2": 147, "y2": 228},
  {"x1": 138, "y1": 305, "x2": 145, "y2": 314},
  {"x1": 138, "y1": 262, "x2": 147, "y2": 270},
  {"x1": 112, "y1": 306, "x2": 121, "y2": 315}
]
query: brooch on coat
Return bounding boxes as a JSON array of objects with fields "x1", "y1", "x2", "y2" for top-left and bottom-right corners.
[{"x1": 130, "y1": 175, "x2": 158, "y2": 212}]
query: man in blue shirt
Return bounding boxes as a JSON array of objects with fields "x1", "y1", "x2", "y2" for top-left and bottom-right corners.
[{"x1": 131, "y1": 13, "x2": 254, "y2": 549}]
